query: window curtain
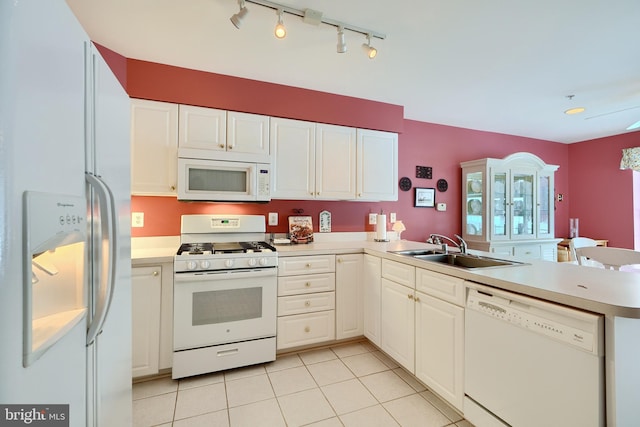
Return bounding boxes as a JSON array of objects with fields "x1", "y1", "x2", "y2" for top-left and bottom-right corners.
[{"x1": 620, "y1": 147, "x2": 640, "y2": 172}]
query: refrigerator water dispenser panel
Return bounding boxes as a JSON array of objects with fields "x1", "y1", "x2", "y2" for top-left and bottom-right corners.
[{"x1": 23, "y1": 191, "x2": 87, "y2": 367}]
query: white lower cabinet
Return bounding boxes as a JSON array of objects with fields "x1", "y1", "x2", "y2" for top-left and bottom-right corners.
[
  {"x1": 380, "y1": 259, "x2": 416, "y2": 372},
  {"x1": 277, "y1": 255, "x2": 336, "y2": 350},
  {"x1": 132, "y1": 266, "x2": 161, "y2": 378},
  {"x1": 132, "y1": 263, "x2": 174, "y2": 379},
  {"x1": 363, "y1": 254, "x2": 382, "y2": 346},
  {"x1": 336, "y1": 254, "x2": 364, "y2": 340}
]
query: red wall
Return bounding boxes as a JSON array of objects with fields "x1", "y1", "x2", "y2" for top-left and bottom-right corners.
[
  {"x1": 96, "y1": 46, "x2": 638, "y2": 248},
  {"x1": 568, "y1": 133, "x2": 638, "y2": 248}
]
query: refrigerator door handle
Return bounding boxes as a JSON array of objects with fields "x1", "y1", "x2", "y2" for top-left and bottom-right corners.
[{"x1": 85, "y1": 172, "x2": 119, "y2": 346}]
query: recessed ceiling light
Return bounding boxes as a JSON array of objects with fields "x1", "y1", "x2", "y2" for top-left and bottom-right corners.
[
  {"x1": 564, "y1": 107, "x2": 586, "y2": 115},
  {"x1": 626, "y1": 120, "x2": 640, "y2": 131}
]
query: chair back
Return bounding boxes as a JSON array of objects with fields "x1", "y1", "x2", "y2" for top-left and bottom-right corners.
[
  {"x1": 574, "y1": 246, "x2": 640, "y2": 271},
  {"x1": 569, "y1": 237, "x2": 597, "y2": 263}
]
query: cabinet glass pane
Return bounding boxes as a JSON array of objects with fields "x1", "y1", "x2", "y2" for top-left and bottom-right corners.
[
  {"x1": 466, "y1": 172, "x2": 483, "y2": 236},
  {"x1": 538, "y1": 174, "x2": 550, "y2": 235},
  {"x1": 512, "y1": 173, "x2": 534, "y2": 236},
  {"x1": 492, "y1": 173, "x2": 507, "y2": 237}
]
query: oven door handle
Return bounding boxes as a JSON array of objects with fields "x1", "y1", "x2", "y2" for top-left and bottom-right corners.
[{"x1": 174, "y1": 268, "x2": 277, "y2": 282}]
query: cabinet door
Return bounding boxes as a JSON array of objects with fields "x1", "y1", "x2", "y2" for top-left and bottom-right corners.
[
  {"x1": 336, "y1": 254, "x2": 364, "y2": 340},
  {"x1": 511, "y1": 170, "x2": 536, "y2": 240},
  {"x1": 131, "y1": 266, "x2": 162, "y2": 378},
  {"x1": 537, "y1": 171, "x2": 555, "y2": 239},
  {"x1": 130, "y1": 99, "x2": 178, "y2": 195},
  {"x1": 415, "y1": 292, "x2": 464, "y2": 411},
  {"x1": 356, "y1": 129, "x2": 398, "y2": 201},
  {"x1": 316, "y1": 124, "x2": 357, "y2": 199},
  {"x1": 270, "y1": 117, "x2": 315, "y2": 199},
  {"x1": 178, "y1": 104, "x2": 226, "y2": 153},
  {"x1": 490, "y1": 169, "x2": 508, "y2": 240},
  {"x1": 227, "y1": 111, "x2": 269, "y2": 158},
  {"x1": 380, "y1": 278, "x2": 415, "y2": 372},
  {"x1": 363, "y1": 255, "x2": 382, "y2": 346},
  {"x1": 463, "y1": 167, "x2": 485, "y2": 240}
]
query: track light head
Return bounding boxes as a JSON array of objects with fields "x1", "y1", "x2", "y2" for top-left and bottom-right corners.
[
  {"x1": 336, "y1": 26, "x2": 347, "y2": 53},
  {"x1": 362, "y1": 34, "x2": 377, "y2": 59},
  {"x1": 230, "y1": 0, "x2": 249, "y2": 29},
  {"x1": 274, "y1": 9, "x2": 286, "y2": 39}
]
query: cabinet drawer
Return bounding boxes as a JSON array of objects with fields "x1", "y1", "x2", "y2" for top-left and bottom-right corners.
[
  {"x1": 278, "y1": 273, "x2": 335, "y2": 296},
  {"x1": 278, "y1": 255, "x2": 336, "y2": 276},
  {"x1": 416, "y1": 268, "x2": 465, "y2": 306},
  {"x1": 382, "y1": 259, "x2": 415, "y2": 288},
  {"x1": 277, "y1": 311, "x2": 336, "y2": 350},
  {"x1": 514, "y1": 244, "x2": 541, "y2": 259},
  {"x1": 278, "y1": 292, "x2": 335, "y2": 316}
]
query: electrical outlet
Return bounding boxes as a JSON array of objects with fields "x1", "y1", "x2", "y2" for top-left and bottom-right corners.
[
  {"x1": 268, "y1": 212, "x2": 278, "y2": 226},
  {"x1": 369, "y1": 213, "x2": 377, "y2": 225},
  {"x1": 390, "y1": 212, "x2": 396, "y2": 223},
  {"x1": 132, "y1": 212, "x2": 144, "y2": 228}
]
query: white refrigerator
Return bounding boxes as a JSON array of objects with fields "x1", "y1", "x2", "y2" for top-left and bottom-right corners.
[{"x1": 0, "y1": 1, "x2": 132, "y2": 426}]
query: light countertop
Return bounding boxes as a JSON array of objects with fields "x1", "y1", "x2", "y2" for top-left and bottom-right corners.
[{"x1": 131, "y1": 235, "x2": 640, "y2": 318}]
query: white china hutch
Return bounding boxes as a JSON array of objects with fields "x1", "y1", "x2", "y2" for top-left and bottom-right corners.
[{"x1": 461, "y1": 152, "x2": 561, "y2": 261}]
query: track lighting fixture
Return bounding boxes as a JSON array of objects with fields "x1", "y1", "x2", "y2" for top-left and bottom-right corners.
[
  {"x1": 362, "y1": 34, "x2": 377, "y2": 59},
  {"x1": 230, "y1": 0, "x2": 249, "y2": 29},
  {"x1": 229, "y1": 0, "x2": 385, "y2": 57},
  {"x1": 274, "y1": 9, "x2": 286, "y2": 39},
  {"x1": 336, "y1": 26, "x2": 347, "y2": 53}
]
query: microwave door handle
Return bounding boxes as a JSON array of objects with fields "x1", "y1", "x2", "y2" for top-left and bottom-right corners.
[{"x1": 85, "y1": 172, "x2": 119, "y2": 346}]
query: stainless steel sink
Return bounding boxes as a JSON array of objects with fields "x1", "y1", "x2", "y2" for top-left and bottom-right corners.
[
  {"x1": 391, "y1": 249, "x2": 442, "y2": 257},
  {"x1": 415, "y1": 253, "x2": 524, "y2": 269}
]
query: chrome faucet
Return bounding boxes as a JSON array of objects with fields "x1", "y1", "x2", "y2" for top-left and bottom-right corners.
[{"x1": 427, "y1": 233, "x2": 468, "y2": 254}]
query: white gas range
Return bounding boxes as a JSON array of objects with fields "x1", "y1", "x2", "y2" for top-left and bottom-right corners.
[{"x1": 172, "y1": 215, "x2": 278, "y2": 379}]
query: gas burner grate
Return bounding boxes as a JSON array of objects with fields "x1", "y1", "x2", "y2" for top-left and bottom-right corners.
[{"x1": 177, "y1": 243, "x2": 213, "y2": 256}]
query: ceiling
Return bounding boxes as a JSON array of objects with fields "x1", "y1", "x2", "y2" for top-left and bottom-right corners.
[{"x1": 67, "y1": 0, "x2": 640, "y2": 143}]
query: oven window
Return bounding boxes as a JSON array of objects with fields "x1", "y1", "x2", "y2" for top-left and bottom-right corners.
[
  {"x1": 192, "y1": 287, "x2": 262, "y2": 325},
  {"x1": 188, "y1": 168, "x2": 247, "y2": 192}
]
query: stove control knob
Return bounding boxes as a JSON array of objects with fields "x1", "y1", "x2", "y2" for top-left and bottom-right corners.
[
  {"x1": 225, "y1": 259, "x2": 235, "y2": 268},
  {"x1": 187, "y1": 261, "x2": 198, "y2": 270},
  {"x1": 248, "y1": 258, "x2": 257, "y2": 267},
  {"x1": 259, "y1": 258, "x2": 269, "y2": 266},
  {"x1": 200, "y1": 260, "x2": 211, "y2": 269}
]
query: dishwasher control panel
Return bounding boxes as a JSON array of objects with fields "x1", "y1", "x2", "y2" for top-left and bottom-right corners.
[{"x1": 467, "y1": 287, "x2": 602, "y2": 354}]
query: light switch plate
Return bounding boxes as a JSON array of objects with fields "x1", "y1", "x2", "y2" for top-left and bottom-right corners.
[
  {"x1": 390, "y1": 212, "x2": 397, "y2": 223},
  {"x1": 268, "y1": 212, "x2": 278, "y2": 226},
  {"x1": 369, "y1": 213, "x2": 377, "y2": 225}
]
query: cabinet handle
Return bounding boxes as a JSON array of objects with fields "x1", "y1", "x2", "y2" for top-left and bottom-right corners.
[
  {"x1": 228, "y1": 144, "x2": 233, "y2": 150},
  {"x1": 415, "y1": 296, "x2": 420, "y2": 302},
  {"x1": 317, "y1": 192, "x2": 320, "y2": 196},
  {"x1": 304, "y1": 326, "x2": 310, "y2": 333},
  {"x1": 170, "y1": 185, "x2": 176, "y2": 191},
  {"x1": 408, "y1": 294, "x2": 414, "y2": 300},
  {"x1": 306, "y1": 263, "x2": 312, "y2": 268},
  {"x1": 305, "y1": 282, "x2": 311, "y2": 287},
  {"x1": 152, "y1": 271, "x2": 159, "y2": 276},
  {"x1": 310, "y1": 192, "x2": 314, "y2": 196},
  {"x1": 305, "y1": 301, "x2": 311, "y2": 307},
  {"x1": 218, "y1": 144, "x2": 225, "y2": 148},
  {"x1": 337, "y1": 258, "x2": 342, "y2": 263}
]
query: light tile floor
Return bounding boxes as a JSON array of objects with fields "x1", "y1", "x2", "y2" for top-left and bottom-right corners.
[{"x1": 133, "y1": 340, "x2": 474, "y2": 427}]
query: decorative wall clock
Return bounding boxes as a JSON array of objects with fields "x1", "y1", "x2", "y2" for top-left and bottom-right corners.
[{"x1": 399, "y1": 177, "x2": 412, "y2": 191}]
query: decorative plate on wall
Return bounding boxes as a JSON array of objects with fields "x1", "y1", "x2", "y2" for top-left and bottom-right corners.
[
  {"x1": 437, "y1": 179, "x2": 448, "y2": 192},
  {"x1": 399, "y1": 177, "x2": 412, "y2": 191}
]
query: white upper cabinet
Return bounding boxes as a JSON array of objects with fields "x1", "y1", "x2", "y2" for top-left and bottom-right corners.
[
  {"x1": 130, "y1": 99, "x2": 178, "y2": 196},
  {"x1": 270, "y1": 117, "x2": 316, "y2": 199},
  {"x1": 179, "y1": 106, "x2": 269, "y2": 163},
  {"x1": 271, "y1": 118, "x2": 397, "y2": 201},
  {"x1": 356, "y1": 129, "x2": 398, "y2": 201},
  {"x1": 178, "y1": 105, "x2": 226, "y2": 153},
  {"x1": 315, "y1": 124, "x2": 357, "y2": 200}
]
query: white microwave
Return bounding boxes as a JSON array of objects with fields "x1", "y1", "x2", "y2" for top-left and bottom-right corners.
[{"x1": 177, "y1": 158, "x2": 271, "y2": 202}]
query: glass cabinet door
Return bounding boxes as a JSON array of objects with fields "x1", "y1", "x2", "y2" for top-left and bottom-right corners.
[
  {"x1": 511, "y1": 172, "x2": 535, "y2": 238},
  {"x1": 464, "y1": 171, "x2": 483, "y2": 238},
  {"x1": 537, "y1": 172, "x2": 553, "y2": 238},
  {"x1": 491, "y1": 172, "x2": 508, "y2": 239}
]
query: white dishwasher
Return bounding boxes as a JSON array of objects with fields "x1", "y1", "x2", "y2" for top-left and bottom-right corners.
[{"x1": 464, "y1": 282, "x2": 604, "y2": 427}]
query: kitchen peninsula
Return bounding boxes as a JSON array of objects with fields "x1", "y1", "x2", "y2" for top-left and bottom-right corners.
[{"x1": 132, "y1": 235, "x2": 640, "y2": 426}]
